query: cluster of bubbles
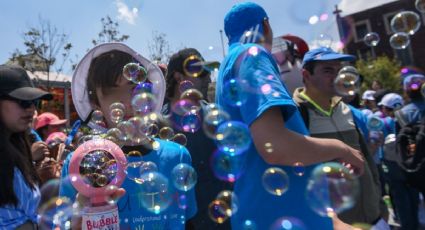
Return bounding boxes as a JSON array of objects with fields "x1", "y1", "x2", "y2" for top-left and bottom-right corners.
[
  {"x1": 334, "y1": 66, "x2": 361, "y2": 96},
  {"x1": 79, "y1": 150, "x2": 118, "y2": 187},
  {"x1": 361, "y1": 10, "x2": 422, "y2": 50}
]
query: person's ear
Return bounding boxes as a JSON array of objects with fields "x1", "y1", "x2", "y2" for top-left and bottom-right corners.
[{"x1": 302, "y1": 69, "x2": 311, "y2": 85}]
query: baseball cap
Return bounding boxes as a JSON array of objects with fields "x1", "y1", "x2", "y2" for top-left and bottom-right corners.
[
  {"x1": 302, "y1": 47, "x2": 355, "y2": 66},
  {"x1": 45, "y1": 132, "x2": 67, "y2": 145},
  {"x1": 166, "y1": 48, "x2": 210, "y2": 80},
  {"x1": 35, "y1": 112, "x2": 67, "y2": 130},
  {"x1": 403, "y1": 74, "x2": 425, "y2": 90},
  {"x1": 362, "y1": 90, "x2": 376, "y2": 101},
  {"x1": 378, "y1": 93, "x2": 404, "y2": 109},
  {"x1": 282, "y1": 34, "x2": 309, "y2": 59},
  {"x1": 0, "y1": 65, "x2": 52, "y2": 101},
  {"x1": 224, "y1": 2, "x2": 268, "y2": 44}
]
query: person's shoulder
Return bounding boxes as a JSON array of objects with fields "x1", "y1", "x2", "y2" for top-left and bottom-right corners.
[{"x1": 155, "y1": 139, "x2": 189, "y2": 155}]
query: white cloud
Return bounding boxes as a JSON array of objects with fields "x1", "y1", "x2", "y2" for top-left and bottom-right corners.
[
  {"x1": 115, "y1": 0, "x2": 138, "y2": 25},
  {"x1": 339, "y1": 0, "x2": 398, "y2": 16}
]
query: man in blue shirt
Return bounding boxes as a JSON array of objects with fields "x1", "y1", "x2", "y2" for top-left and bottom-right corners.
[{"x1": 216, "y1": 2, "x2": 365, "y2": 229}]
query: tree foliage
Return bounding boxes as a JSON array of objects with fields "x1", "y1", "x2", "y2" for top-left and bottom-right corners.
[
  {"x1": 91, "y1": 15, "x2": 129, "y2": 46},
  {"x1": 148, "y1": 31, "x2": 172, "y2": 63},
  {"x1": 356, "y1": 55, "x2": 402, "y2": 94},
  {"x1": 10, "y1": 16, "x2": 73, "y2": 90}
]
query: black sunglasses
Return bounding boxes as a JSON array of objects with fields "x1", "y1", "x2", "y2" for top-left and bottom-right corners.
[{"x1": 1, "y1": 96, "x2": 40, "y2": 109}]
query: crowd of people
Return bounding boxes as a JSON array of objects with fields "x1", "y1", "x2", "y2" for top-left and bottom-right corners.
[{"x1": 1, "y1": 2, "x2": 425, "y2": 230}]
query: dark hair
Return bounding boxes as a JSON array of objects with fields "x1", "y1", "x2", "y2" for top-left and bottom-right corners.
[
  {"x1": 87, "y1": 50, "x2": 134, "y2": 106},
  {"x1": 0, "y1": 110, "x2": 39, "y2": 206},
  {"x1": 406, "y1": 87, "x2": 424, "y2": 100},
  {"x1": 302, "y1": 61, "x2": 316, "y2": 75},
  {"x1": 165, "y1": 70, "x2": 178, "y2": 100}
]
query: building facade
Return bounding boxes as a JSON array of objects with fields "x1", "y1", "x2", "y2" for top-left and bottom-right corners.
[{"x1": 337, "y1": 0, "x2": 425, "y2": 71}]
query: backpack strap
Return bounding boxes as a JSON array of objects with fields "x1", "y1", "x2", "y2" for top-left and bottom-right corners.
[
  {"x1": 298, "y1": 102, "x2": 310, "y2": 129},
  {"x1": 395, "y1": 109, "x2": 408, "y2": 127}
]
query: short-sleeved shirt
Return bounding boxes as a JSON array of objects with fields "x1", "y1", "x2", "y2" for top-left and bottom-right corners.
[
  {"x1": 215, "y1": 43, "x2": 333, "y2": 230},
  {"x1": 0, "y1": 168, "x2": 40, "y2": 229},
  {"x1": 59, "y1": 139, "x2": 197, "y2": 230}
]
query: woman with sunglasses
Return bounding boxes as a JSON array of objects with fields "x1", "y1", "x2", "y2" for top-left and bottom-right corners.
[{"x1": 0, "y1": 65, "x2": 52, "y2": 229}]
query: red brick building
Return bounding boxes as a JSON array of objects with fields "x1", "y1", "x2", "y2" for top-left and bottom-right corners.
[{"x1": 336, "y1": 0, "x2": 425, "y2": 71}]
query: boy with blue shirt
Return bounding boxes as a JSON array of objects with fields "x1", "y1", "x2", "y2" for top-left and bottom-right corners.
[
  {"x1": 59, "y1": 43, "x2": 197, "y2": 229},
  {"x1": 216, "y1": 2, "x2": 365, "y2": 230}
]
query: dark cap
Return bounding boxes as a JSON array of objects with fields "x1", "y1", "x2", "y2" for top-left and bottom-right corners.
[
  {"x1": 166, "y1": 48, "x2": 210, "y2": 80},
  {"x1": 0, "y1": 65, "x2": 52, "y2": 100}
]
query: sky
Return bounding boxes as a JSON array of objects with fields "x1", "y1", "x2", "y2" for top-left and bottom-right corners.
[{"x1": 0, "y1": 0, "x2": 395, "y2": 77}]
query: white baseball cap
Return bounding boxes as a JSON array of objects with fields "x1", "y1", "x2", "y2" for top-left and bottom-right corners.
[
  {"x1": 362, "y1": 90, "x2": 376, "y2": 100},
  {"x1": 378, "y1": 93, "x2": 404, "y2": 109}
]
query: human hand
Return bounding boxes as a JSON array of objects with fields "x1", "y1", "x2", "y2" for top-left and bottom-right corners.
[
  {"x1": 336, "y1": 143, "x2": 365, "y2": 176},
  {"x1": 31, "y1": 141, "x2": 49, "y2": 162}
]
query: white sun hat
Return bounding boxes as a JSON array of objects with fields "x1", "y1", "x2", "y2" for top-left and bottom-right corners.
[{"x1": 72, "y1": 43, "x2": 166, "y2": 122}]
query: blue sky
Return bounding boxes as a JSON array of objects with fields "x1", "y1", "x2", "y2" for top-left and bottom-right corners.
[{"x1": 0, "y1": 0, "x2": 393, "y2": 76}]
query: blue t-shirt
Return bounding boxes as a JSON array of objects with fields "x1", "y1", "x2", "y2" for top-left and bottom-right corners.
[
  {"x1": 215, "y1": 43, "x2": 333, "y2": 230},
  {"x1": 0, "y1": 168, "x2": 40, "y2": 229},
  {"x1": 59, "y1": 139, "x2": 197, "y2": 230}
]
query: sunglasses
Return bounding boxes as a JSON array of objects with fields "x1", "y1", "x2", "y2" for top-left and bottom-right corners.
[{"x1": 1, "y1": 96, "x2": 40, "y2": 109}]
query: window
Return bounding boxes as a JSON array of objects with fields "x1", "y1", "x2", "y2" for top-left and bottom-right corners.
[
  {"x1": 383, "y1": 11, "x2": 401, "y2": 35},
  {"x1": 354, "y1": 20, "x2": 371, "y2": 42}
]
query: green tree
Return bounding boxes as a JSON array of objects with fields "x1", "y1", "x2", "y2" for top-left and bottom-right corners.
[
  {"x1": 356, "y1": 55, "x2": 402, "y2": 94},
  {"x1": 91, "y1": 15, "x2": 129, "y2": 46},
  {"x1": 147, "y1": 31, "x2": 172, "y2": 63},
  {"x1": 10, "y1": 16, "x2": 73, "y2": 91}
]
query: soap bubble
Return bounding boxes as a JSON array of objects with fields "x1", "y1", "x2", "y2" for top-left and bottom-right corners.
[
  {"x1": 389, "y1": 32, "x2": 410, "y2": 49},
  {"x1": 216, "y1": 121, "x2": 251, "y2": 155},
  {"x1": 390, "y1": 11, "x2": 421, "y2": 35},
  {"x1": 415, "y1": 0, "x2": 425, "y2": 13},
  {"x1": 270, "y1": 217, "x2": 306, "y2": 230},
  {"x1": 306, "y1": 162, "x2": 359, "y2": 217},
  {"x1": 210, "y1": 150, "x2": 245, "y2": 183},
  {"x1": 216, "y1": 190, "x2": 239, "y2": 216},
  {"x1": 139, "y1": 172, "x2": 171, "y2": 214},
  {"x1": 208, "y1": 199, "x2": 230, "y2": 224},
  {"x1": 181, "y1": 109, "x2": 201, "y2": 133},
  {"x1": 171, "y1": 163, "x2": 197, "y2": 191},
  {"x1": 179, "y1": 80, "x2": 194, "y2": 93},
  {"x1": 334, "y1": 66, "x2": 360, "y2": 96},
  {"x1": 123, "y1": 62, "x2": 147, "y2": 84},
  {"x1": 131, "y1": 92, "x2": 157, "y2": 114},
  {"x1": 293, "y1": 162, "x2": 305, "y2": 176},
  {"x1": 183, "y1": 54, "x2": 205, "y2": 78},
  {"x1": 363, "y1": 32, "x2": 380, "y2": 47},
  {"x1": 262, "y1": 167, "x2": 290, "y2": 196},
  {"x1": 203, "y1": 108, "x2": 231, "y2": 139}
]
